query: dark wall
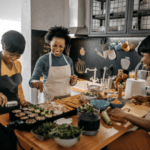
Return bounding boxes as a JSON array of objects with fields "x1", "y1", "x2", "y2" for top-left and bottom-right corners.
[
  {"x1": 31, "y1": 30, "x2": 142, "y2": 81},
  {"x1": 70, "y1": 38, "x2": 142, "y2": 80}
]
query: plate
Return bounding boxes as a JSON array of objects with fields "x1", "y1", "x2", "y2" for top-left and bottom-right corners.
[{"x1": 81, "y1": 92, "x2": 98, "y2": 101}]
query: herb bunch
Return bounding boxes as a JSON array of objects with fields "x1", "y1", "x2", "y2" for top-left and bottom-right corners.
[{"x1": 48, "y1": 124, "x2": 83, "y2": 141}]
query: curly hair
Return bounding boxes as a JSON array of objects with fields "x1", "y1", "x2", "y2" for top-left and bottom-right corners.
[
  {"x1": 138, "y1": 35, "x2": 150, "y2": 55},
  {"x1": 1, "y1": 30, "x2": 26, "y2": 54},
  {"x1": 45, "y1": 26, "x2": 70, "y2": 46}
]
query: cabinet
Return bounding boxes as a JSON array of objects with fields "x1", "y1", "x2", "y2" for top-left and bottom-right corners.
[
  {"x1": 89, "y1": 0, "x2": 150, "y2": 36},
  {"x1": 129, "y1": 0, "x2": 150, "y2": 34}
]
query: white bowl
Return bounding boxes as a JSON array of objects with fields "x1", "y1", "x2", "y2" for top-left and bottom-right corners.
[
  {"x1": 54, "y1": 136, "x2": 80, "y2": 148},
  {"x1": 81, "y1": 92, "x2": 97, "y2": 101}
]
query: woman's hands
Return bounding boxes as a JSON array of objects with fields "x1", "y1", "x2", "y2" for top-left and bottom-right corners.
[
  {"x1": 109, "y1": 108, "x2": 126, "y2": 119},
  {"x1": 128, "y1": 95, "x2": 148, "y2": 105},
  {"x1": 70, "y1": 74, "x2": 78, "y2": 85},
  {"x1": 32, "y1": 81, "x2": 43, "y2": 92},
  {"x1": 0, "y1": 92, "x2": 7, "y2": 107}
]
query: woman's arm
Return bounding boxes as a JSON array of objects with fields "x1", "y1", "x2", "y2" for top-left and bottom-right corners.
[
  {"x1": 29, "y1": 56, "x2": 44, "y2": 88},
  {"x1": 110, "y1": 108, "x2": 150, "y2": 131},
  {"x1": 124, "y1": 113, "x2": 150, "y2": 131}
]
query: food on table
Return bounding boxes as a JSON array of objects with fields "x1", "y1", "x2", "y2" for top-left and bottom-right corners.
[
  {"x1": 65, "y1": 101, "x2": 79, "y2": 108},
  {"x1": 110, "y1": 98, "x2": 122, "y2": 104},
  {"x1": 45, "y1": 114, "x2": 53, "y2": 118},
  {"x1": 114, "y1": 72, "x2": 128, "y2": 90},
  {"x1": 84, "y1": 92, "x2": 98, "y2": 97},
  {"x1": 123, "y1": 108, "x2": 130, "y2": 112},
  {"x1": 35, "y1": 109, "x2": 40, "y2": 113},
  {"x1": 35, "y1": 116, "x2": 46, "y2": 121},
  {"x1": 54, "y1": 110, "x2": 63, "y2": 115},
  {"x1": 15, "y1": 112, "x2": 25, "y2": 117},
  {"x1": 22, "y1": 107, "x2": 29, "y2": 111},
  {"x1": 79, "y1": 95, "x2": 86, "y2": 103},
  {"x1": 101, "y1": 111, "x2": 112, "y2": 125},
  {"x1": 28, "y1": 113, "x2": 38, "y2": 118},
  {"x1": 48, "y1": 124, "x2": 82, "y2": 140},
  {"x1": 29, "y1": 104, "x2": 39, "y2": 110},
  {"x1": 97, "y1": 92, "x2": 107, "y2": 100},
  {"x1": 41, "y1": 112, "x2": 46, "y2": 116},
  {"x1": 12, "y1": 109, "x2": 21, "y2": 113},
  {"x1": 29, "y1": 108, "x2": 35, "y2": 112},
  {"x1": 24, "y1": 111, "x2": 32, "y2": 115},
  {"x1": 78, "y1": 104, "x2": 98, "y2": 113},
  {"x1": 25, "y1": 119, "x2": 36, "y2": 124},
  {"x1": 21, "y1": 116, "x2": 29, "y2": 120},
  {"x1": 33, "y1": 122, "x2": 55, "y2": 137}
]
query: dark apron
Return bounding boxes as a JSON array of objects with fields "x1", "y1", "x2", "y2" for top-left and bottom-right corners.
[{"x1": 0, "y1": 52, "x2": 22, "y2": 114}]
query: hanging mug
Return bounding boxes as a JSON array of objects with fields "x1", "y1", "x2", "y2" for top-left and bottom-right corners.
[
  {"x1": 121, "y1": 41, "x2": 130, "y2": 52},
  {"x1": 110, "y1": 41, "x2": 116, "y2": 50},
  {"x1": 115, "y1": 41, "x2": 123, "y2": 51}
]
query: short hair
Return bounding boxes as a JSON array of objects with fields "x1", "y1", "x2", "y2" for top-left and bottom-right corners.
[
  {"x1": 45, "y1": 26, "x2": 70, "y2": 46},
  {"x1": 138, "y1": 35, "x2": 150, "y2": 55},
  {"x1": 1, "y1": 30, "x2": 26, "y2": 54}
]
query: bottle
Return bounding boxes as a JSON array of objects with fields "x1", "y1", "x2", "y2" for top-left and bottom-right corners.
[
  {"x1": 146, "y1": 71, "x2": 150, "y2": 86},
  {"x1": 108, "y1": 76, "x2": 112, "y2": 89},
  {"x1": 118, "y1": 84, "x2": 123, "y2": 99}
]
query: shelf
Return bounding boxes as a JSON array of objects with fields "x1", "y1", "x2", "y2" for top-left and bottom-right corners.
[
  {"x1": 93, "y1": 12, "x2": 125, "y2": 20},
  {"x1": 133, "y1": 9, "x2": 150, "y2": 17},
  {"x1": 95, "y1": 0, "x2": 115, "y2": 2}
]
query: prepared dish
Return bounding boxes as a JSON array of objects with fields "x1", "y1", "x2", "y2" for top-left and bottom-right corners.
[
  {"x1": 15, "y1": 112, "x2": 25, "y2": 117},
  {"x1": 22, "y1": 107, "x2": 29, "y2": 111},
  {"x1": 35, "y1": 116, "x2": 46, "y2": 121},
  {"x1": 21, "y1": 116, "x2": 29, "y2": 120},
  {"x1": 45, "y1": 114, "x2": 53, "y2": 118},
  {"x1": 28, "y1": 113, "x2": 38, "y2": 118},
  {"x1": 24, "y1": 111, "x2": 32, "y2": 115},
  {"x1": 110, "y1": 98, "x2": 122, "y2": 104},
  {"x1": 26, "y1": 119, "x2": 36, "y2": 124},
  {"x1": 35, "y1": 109, "x2": 40, "y2": 113},
  {"x1": 84, "y1": 92, "x2": 98, "y2": 97},
  {"x1": 12, "y1": 109, "x2": 21, "y2": 113},
  {"x1": 29, "y1": 108, "x2": 35, "y2": 112}
]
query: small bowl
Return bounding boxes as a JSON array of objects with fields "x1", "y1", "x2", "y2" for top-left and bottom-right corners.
[
  {"x1": 107, "y1": 98, "x2": 126, "y2": 109},
  {"x1": 81, "y1": 92, "x2": 98, "y2": 101},
  {"x1": 90, "y1": 99, "x2": 110, "y2": 111},
  {"x1": 87, "y1": 85, "x2": 103, "y2": 93},
  {"x1": 54, "y1": 134, "x2": 81, "y2": 148},
  {"x1": 77, "y1": 105, "x2": 100, "y2": 115}
]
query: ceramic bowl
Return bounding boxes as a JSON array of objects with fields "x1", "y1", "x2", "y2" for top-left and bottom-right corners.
[
  {"x1": 90, "y1": 99, "x2": 110, "y2": 111},
  {"x1": 87, "y1": 85, "x2": 103, "y2": 93},
  {"x1": 107, "y1": 98, "x2": 126, "y2": 109},
  {"x1": 81, "y1": 92, "x2": 98, "y2": 101},
  {"x1": 54, "y1": 134, "x2": 81, "y2": 148}
]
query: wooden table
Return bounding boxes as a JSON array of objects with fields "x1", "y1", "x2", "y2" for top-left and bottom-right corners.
[{"x1": 0, "y1": 103, "x2": 147, "y2": 150}]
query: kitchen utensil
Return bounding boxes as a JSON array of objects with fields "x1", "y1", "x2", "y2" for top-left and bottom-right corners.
[
  {"x1": 90, "y1": 99, "x2": 110, "y2": 111},
  {"x1": 121, "y1": 57, "x2": 130, "y2": 70},
  {"x1": 78, "y1": 112, "x2": 100, "y2": 136},
  {"x1": 75, "y1": 58, "x2": 86, "y2": 74},
  {"x1": 80, "y1": 47, "x2": 85, "y2": 56},
  {"x1": 137, "y1": 70, "x2": 148, "y2": 80},
  {"x1": 121, "y1": 41, "x2": 130, "y2": 52},
  {"x1": 107, "y1": 98, "x2": 126, "y2": 109}
]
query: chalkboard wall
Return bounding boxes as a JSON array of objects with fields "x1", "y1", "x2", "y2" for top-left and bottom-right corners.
[{"x1": 32, "y1": 30, "x2": 143, "y2": 81}]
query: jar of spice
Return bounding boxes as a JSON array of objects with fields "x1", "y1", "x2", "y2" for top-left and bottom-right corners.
[{"x1": 118, "y1": 84, "x2": 123, "y2": 99}]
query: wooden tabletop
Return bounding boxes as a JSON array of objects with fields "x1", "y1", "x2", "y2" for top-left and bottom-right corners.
[{"x1": 1, "y1": 102, "x2": 149, "y2": 150}]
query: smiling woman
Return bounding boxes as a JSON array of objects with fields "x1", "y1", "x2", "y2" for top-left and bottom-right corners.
[{"x1": 29, "y1": 26, "x2": 78, "y2": 102}]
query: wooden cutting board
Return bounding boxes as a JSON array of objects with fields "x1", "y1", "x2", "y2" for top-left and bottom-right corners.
[{"x1": 121, "y1": 103, "x2": 150, "y2": 118}]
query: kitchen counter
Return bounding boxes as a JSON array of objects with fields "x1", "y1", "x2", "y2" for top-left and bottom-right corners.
[{"x1": 0, "y1": 95, "x2": 149, "y2": 150}]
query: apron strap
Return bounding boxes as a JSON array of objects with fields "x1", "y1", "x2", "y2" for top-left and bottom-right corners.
[{"x1": 49, "y1": 52, "x2": 69, "y2": 66}]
